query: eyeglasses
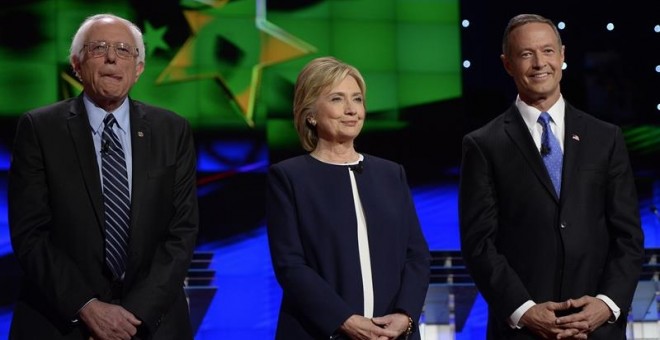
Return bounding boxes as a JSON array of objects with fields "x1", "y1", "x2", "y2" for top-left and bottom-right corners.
[{"x1": 82, "y1": 41, "x2": 139, "y2": 59}]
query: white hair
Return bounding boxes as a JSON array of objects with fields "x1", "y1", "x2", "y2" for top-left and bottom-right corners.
[{"x1": 69, "y1": 13, "x2": 145, "y2": 65}]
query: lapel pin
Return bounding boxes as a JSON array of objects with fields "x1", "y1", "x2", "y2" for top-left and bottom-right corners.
[
  {"x1": 138, "y1": 131, "x2": 144, "y2": 137},
  {"x1": 571, "y1": 134, "x2": 580, "y2": 141}
]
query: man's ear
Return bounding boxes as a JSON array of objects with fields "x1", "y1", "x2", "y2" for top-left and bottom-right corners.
[
  {"x1": 501, "y1": 54, "x2": 513, "y2": 76},
  {"x1": 134, "y1": 62, "x2": 145, "y2": 83},
  {"x1": 71, "y1": 56, "x2": 82, "y2": 81}
]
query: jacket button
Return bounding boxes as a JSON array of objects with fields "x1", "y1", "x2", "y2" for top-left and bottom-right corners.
[{"x1": 560, "y1": 222, "x2": 567, "y2": 229}]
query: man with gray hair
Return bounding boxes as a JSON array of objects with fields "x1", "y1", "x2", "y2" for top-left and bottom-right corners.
[
  {"x1": 459, "y1": 13, "x2": 643, "y2": 339},
  {"x1": 9, "y1": 13, "x2": 199, "y2": 339}
]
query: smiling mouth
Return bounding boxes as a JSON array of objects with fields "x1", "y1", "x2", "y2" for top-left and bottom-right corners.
[{"x1": 530, "y1": 72, "x2": 550, "y2": 79}]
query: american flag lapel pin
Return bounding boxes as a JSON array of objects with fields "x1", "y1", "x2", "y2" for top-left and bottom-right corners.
[{"x1": 571, "y1": 134, "x2": 580, "y2": 141}]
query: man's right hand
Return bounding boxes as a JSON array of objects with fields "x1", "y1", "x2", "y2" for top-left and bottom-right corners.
[
  {"x1": 79, "y1": 299, "x2": 142, "y2": 340},
  {"x1": 519, "y1": 301, "x2": 589, "y2": 339}
]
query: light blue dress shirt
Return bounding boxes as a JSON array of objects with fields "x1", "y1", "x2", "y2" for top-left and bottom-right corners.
[{"x1": 84, "y1": 94, "x2": 133, "y2": 199}]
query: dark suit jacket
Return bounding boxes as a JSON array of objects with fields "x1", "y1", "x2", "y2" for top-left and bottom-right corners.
[
  {"x1": 267, "y1": 154, "x2": 430, "y2": 339},
  {"x1": 8, "y1": 95, "x2": 199, "y2": 339},
  {"x1": 459, "y1": 102, "x2": 644, "y2": 339}
]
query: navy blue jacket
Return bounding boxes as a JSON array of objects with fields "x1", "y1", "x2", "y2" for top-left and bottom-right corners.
[{"x1": 267, "y1": 154, "x2": 430, "y2": 339}]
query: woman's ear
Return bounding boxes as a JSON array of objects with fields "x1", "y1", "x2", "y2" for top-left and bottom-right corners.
[{"x1": 307, "y1": 116, "x2": 316, "y2": 126}]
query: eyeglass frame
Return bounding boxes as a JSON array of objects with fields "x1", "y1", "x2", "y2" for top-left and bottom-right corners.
[{"x1": 82, "y1": 41, "x2": 139, "y2": 59}]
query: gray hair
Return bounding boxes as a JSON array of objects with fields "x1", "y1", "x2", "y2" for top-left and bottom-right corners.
[
  {"x1": 502, "y1": 14, "x2": 562, "y2": 56},
  {"x1": 69, "y1": 13, "x2": 145, "y2": 65}
]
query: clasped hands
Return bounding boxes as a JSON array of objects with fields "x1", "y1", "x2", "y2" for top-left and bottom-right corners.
[
  {"x1": 519, "y1": 295, "x2": 613, "y2": 339},
  {"x1": 340, "y1": 312, "x2": 410, "y2": 340},
  {"x1": 79, "y1": 299, "x2": 142, "y2": 340}
]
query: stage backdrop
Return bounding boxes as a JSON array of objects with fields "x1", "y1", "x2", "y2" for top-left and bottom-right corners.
[{"x1": 0, "y1": 0, "x2": 658, "y2": 338}]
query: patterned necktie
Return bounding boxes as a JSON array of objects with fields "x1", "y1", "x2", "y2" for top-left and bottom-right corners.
[
  {"x1": 538, "y1": 112, "x2": 563, "y2": 197},
  {"x1": 102, "y1": 114, "x2": 130, "y2": 278}
]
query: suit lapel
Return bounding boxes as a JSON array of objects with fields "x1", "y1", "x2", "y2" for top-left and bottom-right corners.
[
  {"x1": 560, "y1": 103, "x2": 585, "y2": 204},
  {"x1": 67, "y1": 96, "x2": 105, "y2": 229},
  {"x1": 128, "y1": 99, "x2": 150, "y2": 229},
  {"x1": 503, "y1": 106, "x2": 559, "y2": 201}
]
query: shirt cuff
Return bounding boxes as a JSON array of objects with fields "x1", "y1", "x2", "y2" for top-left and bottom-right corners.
[
  {"x1": 71, "y1": 297, "x2": 98, "y2": 324},
  {"x1": 596, "y1": 294, "x2": 621, "y2": 323},
  {"x1": 509, "y1": 300, "x2": 536, "y2": 328}
]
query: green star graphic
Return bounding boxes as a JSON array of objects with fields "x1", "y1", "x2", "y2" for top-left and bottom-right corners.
[
  {"x1": 143, "y1": 21, "x2": 169, "y2": 57},
  {"x1": 156, "y1": 0, "x2": 315, "y2": 126}
]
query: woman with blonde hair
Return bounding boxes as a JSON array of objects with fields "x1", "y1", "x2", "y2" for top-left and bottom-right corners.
[{"x1": 267, "y1": 56, "x2": 430, "y2": 339}]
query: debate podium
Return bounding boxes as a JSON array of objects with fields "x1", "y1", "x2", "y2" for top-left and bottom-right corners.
[
  {"x1": 422, "y1": 250, "x2": 479, "y2": 339},
  {"x1": 628, "y1": 248, "x2": 660, "y2": 339},
  {"x1": 185, "y1": 251, "x2": 217, "y2": 335}
]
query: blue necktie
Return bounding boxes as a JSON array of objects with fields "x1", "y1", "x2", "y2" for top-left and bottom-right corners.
[
  {"x1": 102, "y1": 114, "x2": 130, "y2": 279},
  {"x1": 538, "y1": 112, "x2": 563, "y2": 197}
]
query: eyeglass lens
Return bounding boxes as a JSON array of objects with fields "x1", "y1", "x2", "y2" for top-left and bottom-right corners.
[{"x1": 85, "y1": 41, "x2": 137, "y2": 58}]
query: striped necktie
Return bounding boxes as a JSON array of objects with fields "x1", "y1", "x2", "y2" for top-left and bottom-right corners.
[
  {"x1": 538, "y1": 112, "x2": 563, "y2": 197},
  {"x1": 101, "y1": 114, "x2": 130, "y2": 279}
]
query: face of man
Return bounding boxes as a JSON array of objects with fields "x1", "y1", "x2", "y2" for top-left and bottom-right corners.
[
  {"x1": 312, "y1": 75, "x2": 365, "y2": 147},
  {"x1": 72, "y1": 18, "x2": 144, "y2": 112},
  {"x1": 501, "y1": 22, "x2": 565, "y2": 109}
]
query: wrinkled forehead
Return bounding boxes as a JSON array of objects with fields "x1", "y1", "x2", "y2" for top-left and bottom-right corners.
[{"x1": 85, "y1": 19, "x2": 135, "y2": 45}]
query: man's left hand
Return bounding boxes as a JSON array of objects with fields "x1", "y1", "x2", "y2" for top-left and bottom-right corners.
[{"x1": 555, "y1": 295, "x2": 612, "y2": 336}]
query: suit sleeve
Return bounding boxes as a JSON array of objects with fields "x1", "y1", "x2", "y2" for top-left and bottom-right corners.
[
  {"x1": 121, "y1": 118, "x2": 199, "y2": 333},
  {"x1": 9, "y1": 113, "x2": 97, "y2": 321},
  {"x1": 597, "y1": 127, "x2": 644, "y2": 310},
  {"x1": 266, "y1": 164, "x2": 355, "y2": 336},
  {"x1": 458, "y1": 134, "x2": 532, "y2": 322},
  {"x1": 392, "y1": 165, "x2": 430, "y2": 324}
]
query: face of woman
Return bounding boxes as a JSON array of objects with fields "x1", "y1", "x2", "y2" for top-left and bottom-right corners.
[{"x1": 312, "y1": 75, "x2": 365, "y2": 146}]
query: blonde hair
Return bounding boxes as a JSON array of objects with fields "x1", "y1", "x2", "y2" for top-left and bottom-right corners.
[{"x1": 293, "y1": 57, "x2": 366, "y2": 151}]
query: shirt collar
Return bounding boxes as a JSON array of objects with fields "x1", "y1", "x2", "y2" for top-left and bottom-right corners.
[
  {"x1": 83, "y1": 94, "x2": 131, "y2": 135},
  {"x1": 515, "y1": 95, "x2": 565, "y2": 130}
]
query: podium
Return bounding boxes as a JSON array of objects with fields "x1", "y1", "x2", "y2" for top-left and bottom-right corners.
[
  {"x1": 628, "y1": 248, "x2": 660, "y2": 339},
  {"x1": 185, "y1": 251, "x2": 217, "y2": 335},
  {"x1": 423, "y1": 251, "x2": 479, "y2": 338}
]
